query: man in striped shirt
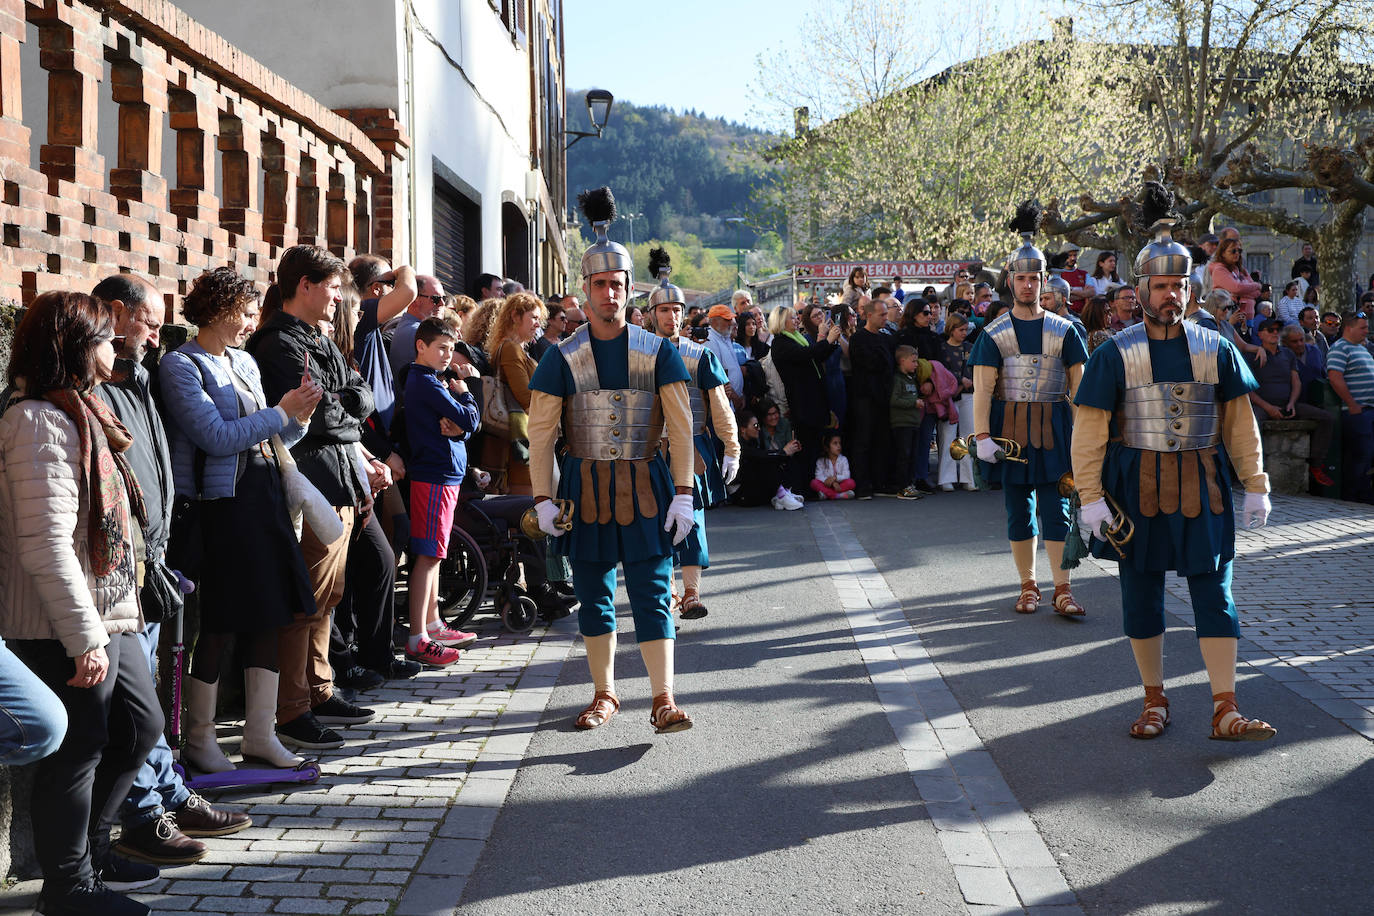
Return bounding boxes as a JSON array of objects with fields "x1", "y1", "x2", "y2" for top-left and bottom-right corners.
[{"x1": 1327, "y1": 311, "x2": 1374, "y2": 503}]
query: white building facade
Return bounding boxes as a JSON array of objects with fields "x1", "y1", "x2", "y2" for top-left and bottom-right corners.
[{"x1": 176, "y1": 0, "x2": 570, "y2": 298}]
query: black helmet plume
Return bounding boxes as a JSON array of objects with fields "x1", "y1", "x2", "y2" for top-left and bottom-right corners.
[
  {"x1": 577, "y1": 186, "x2": 617, "y2": 224},
  {"x1": 1140, "y1": 181, "x2": 1177, "y2": 228},
  {"x1": 649, "y1": 247, "x2": 671, "y2": 280},
  {"x1": 1006, "y1": 199, "x2": 1044, "y2": 235}
]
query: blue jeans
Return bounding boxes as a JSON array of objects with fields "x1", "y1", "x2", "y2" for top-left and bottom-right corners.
[
  {"x1": 120, "y1": 623, "x2": 189, "y2": 828},
  {"x1": 1341, "y1": 409, "x2": 1374, "y2": 503},
  {"x1": 0, "y1": 634, "x2": 67, "y2": 767}
]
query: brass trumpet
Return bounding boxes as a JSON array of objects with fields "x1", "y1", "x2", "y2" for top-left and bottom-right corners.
[
  {"x1": 1058, "y1": 472, "x2": 1134, "y2": 560},
  {"x1": 520, "y1": 499, "x2": 575, "y2": 539},
  {"x1": 949, "y1": 435, "x2": 1027, "y2": 464}
]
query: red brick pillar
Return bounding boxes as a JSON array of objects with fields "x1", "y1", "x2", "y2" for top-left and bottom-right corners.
[
  {"x1": 168, "y1": 84, "x2": 219, "y2": 225},
  {"x1": 262, "y1": 130, "x2": 300, "y2": 250},
  {"x1": 337, "y1": 108, "x2": 410, "y2": 265},
  {"x1": 296, "y1": 150, "x2": 325, "y2": 247},
  {"x1": 353, "y1": 177, "x2": 371, "y2": 254},
  {"x1": 109, "y1": 57, "x2": 168, "y2": 208},
  {"x1": 326, "y1": 159, "x2": 355, "y2": 257},
  {"x1": 32, "y1": 3, "x2": 105, "y2": 195},
  {"x1": 218, "y1": 101, "x2": 263, "y2": 239},
  {"x1": 0, "y1": 0, "x2": 29, "y2": 167}
]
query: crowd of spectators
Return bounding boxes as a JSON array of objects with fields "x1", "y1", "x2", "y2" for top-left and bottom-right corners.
[
  {"x1": 0, "y1": 249, "x2": 583, "y2": 915},
  {"x1": 3, "y1": 229, "x2": 1374, "y2": 913}
]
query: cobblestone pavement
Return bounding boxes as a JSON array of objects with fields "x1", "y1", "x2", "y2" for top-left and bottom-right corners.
[
  {"x1": 8, "y1": 616, "x2": 580, "y2": 915},
  {"x1": 1086, "y1": 492, "x2": 1374, "y2": 740}
]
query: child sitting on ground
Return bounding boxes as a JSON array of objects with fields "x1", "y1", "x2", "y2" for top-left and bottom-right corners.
[
  {"x1": 405, "y1": 317, "x2": 482, "y2": 667},
  {"x1": 810, "y1": 431, "x2": 857, "y2": 499}
]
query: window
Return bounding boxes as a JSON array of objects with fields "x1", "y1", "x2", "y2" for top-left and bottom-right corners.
[
  {"x1": 1245, "y1": 253, "x2": 1271, "y2": 283},
  {"x1": 1304, "y1": 187, "x2": 1327, "y2": 205},
  {"x1": 499, "y1": 0, "x2": 527, "y2": 47},
  {"x1": 433, "y1": 179, "x2": 481, "y2": 300}
]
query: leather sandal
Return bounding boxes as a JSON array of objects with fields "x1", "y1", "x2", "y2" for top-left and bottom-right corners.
[
  {"x1": 1014, "y1": 579, "x2": 1041, "y2": 614},
  {"x1": 1052, "y1": 583, "x2": 1085, "y2": 617},
  {"x1": 1129, "y1": 686, "x2": 1169, "y2": 739},
  {"x1": 1209, "y1": 691, "x2": 1276, "y2": 741},
  {"x1": 650, "y1": 692, "x2": 693, "y2": 734},
  {"x1": 679, "y1": 588, "x2": 708, "y2": 620},
  {"x1": 574, "y1": 690, "x2": 619, "y2": 730}
]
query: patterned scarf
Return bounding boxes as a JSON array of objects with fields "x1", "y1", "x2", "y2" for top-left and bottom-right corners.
[{"x1": 44, "y1": 387, "x2": 148, "y2": 577}]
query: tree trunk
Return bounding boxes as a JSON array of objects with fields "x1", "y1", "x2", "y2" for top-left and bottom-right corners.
[{"x1": 1315, "y1": 202, "x2": 1365, "y2": 315}]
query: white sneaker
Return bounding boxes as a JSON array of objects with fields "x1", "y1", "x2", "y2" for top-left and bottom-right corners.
[
  {"x1": 771, "y1": 496, "x2": 789, "y2": 510},
  {"x1": 940, "y1": 483, "x2": 954, "y2": 492},
  {"x1": 783, "y1": 494, "x2": 805, "y2": 510}
]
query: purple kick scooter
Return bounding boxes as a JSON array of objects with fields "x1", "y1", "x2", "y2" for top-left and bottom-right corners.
[{"x1": 167, "y1": 572, "x2": 321, "y2": 789}]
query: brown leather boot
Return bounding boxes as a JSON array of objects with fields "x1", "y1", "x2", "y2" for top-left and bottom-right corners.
[
  {"x1": 114, "y1": 812, "x2": 207, "y2": 865},
  {"x1": 172, "y1": 792, "x2": 252, "y2": 837}
]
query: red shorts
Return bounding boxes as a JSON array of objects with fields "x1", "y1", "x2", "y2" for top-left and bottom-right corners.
[{"x1": 409, "y1": 481, "x2": 461, "y2": 559}]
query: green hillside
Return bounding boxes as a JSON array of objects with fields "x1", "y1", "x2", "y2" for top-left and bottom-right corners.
[{"x1": 565, "y1": 94, "x2": 780, "y2": 250}]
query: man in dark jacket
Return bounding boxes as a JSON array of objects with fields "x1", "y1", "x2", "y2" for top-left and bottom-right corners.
[
  {"x1": 769, "y1": 308, "x2": 841, "y2": 496},
  {"x1": 848, "y1": 297, "x2": 898, "y2": 497},
  {"x1": 92, "y1": 275, "x2": 250, "y2": 870},
  {"x1": 246, "y1": 246, "x2": 379, "y2": 750}
]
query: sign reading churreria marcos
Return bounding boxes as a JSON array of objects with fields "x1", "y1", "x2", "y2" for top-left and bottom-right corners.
[{"x1": 792, "y1": 261, "x2": 975, "y2": 283}]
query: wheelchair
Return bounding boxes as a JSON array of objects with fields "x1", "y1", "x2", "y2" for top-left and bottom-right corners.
[{"x1": 434, "y1": 498, "x2": 541, "y2": 635}]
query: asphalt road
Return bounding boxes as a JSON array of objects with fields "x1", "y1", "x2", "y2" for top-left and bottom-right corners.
[{"x1": 459, "y1": 492, "x2": 1374, "y2": 915}]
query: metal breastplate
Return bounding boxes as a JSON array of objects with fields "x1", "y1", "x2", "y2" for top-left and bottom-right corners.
[
  {"x1": 558, "y1": 325, "x2": 664, "y2": 460},
  {"x1": 988, "y1": 311, "x2": 1071, "y2": 402},
  {"x1": 676, "y1": 338, "x2": 710, "y2": 435},
  {"x1": 1115, "y1": 321, "x2": 1222, "y2": 452}
]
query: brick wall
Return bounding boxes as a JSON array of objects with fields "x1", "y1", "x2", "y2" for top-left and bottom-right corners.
[
  {"x1": 0, "y1": 0, "x2": 412, "y2": 880},
  {"x1": 0, "y1": 0, "x2": 410, "y2": 321}
]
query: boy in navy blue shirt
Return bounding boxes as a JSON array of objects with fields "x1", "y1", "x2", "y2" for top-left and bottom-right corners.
[{"x1": 404, "y1": 317, "x2": 481, "y2": 666}]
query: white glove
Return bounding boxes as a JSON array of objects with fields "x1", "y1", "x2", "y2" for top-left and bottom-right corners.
[
  {"x1": 1241, "y1": 491, "x2": 1271, "y2": 529},
  {"x1": 535, "y1": 499, "x2": 566, "y2": 537},
  {"x1": 975, "y1": 436, "x2": 1002, "y2": 463},
  {"x1": 1078, "y1": 498, "x2": 1113, "y2": 545},
  {"x1": 721, "y1": 455, "x2": 740, "y2": 485},
  {"x1": 664, "y1": 493, "x2": 696, "y2": 545}
]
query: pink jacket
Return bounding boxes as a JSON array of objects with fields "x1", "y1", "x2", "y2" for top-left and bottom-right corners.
[
  {"x1": 1208, "y1": 261, "x2": 1261, "y2": 317},
  {"x1": 926, "y1": 360, "x2": 961, "y2": 423}
]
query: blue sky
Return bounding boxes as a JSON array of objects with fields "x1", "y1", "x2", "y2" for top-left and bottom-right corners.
[{"x1": 565, "y1": 0, "x2": 1072, "y2": 131}]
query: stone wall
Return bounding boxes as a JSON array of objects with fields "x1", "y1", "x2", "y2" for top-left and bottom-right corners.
[{"x1": 1260, "y1": 419, "x2": 1317, "y2": 496}]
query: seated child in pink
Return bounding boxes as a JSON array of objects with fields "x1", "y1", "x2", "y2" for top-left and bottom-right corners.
[{"x1": 810, "y1": 431, "x2": 857, "y2": 499}]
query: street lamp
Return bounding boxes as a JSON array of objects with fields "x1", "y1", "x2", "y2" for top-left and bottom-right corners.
[
  {"x1": 725, "y1": 217, "x2": 745, "y2": 289},
  {"x1": 564, "y1": 89, "x2": 615, "y2": 149}
]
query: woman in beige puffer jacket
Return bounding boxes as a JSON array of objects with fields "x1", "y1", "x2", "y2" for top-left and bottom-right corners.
[{"x1": 0, "y1": 291, "x2": 162, "y2": 916}]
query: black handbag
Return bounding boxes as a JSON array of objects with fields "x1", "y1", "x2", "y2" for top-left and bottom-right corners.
[{"x1": 165, "y1": 447, "x2": 206, "y2": 581}]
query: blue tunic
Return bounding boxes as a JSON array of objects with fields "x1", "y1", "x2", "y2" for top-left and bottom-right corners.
[
  {"x1": 969, "y1": 314, "x2": 1088, "y2": 485},
  {"x1": 529, "y1": 329, "x2": 691, "y2": 564},
  {"x1": 672, "y1": 346, "x2": 729, "y2": 569},
  {"x1": 1074, "y1": 333, "x2": 1257, "y2": 576}
]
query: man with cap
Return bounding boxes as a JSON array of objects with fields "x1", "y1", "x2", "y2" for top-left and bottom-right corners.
[
  {"x1": 527, "y1": 187, "x2": 699, "y2": 734},
  {"x1": 646, "y1": 248, "x2": 741, "y2": 620},
  {"x1": 1071, "y1": 182, "x2": 1275, "y2": 742},
  {"x1": 1189, "y1": 233, "x2": 1220, "y2": 296},
  {"x1": 704, "y1": 303, "x2": 745, "y2": 410},
  {"x1": 970, "y1": 201, "x2": 1089, "y2": 617}
]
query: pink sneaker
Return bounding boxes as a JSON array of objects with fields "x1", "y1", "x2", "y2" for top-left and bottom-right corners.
[
  {"x1": 426, "y1": 625, "x2": 478, "y2": 648},
  {"x1": 406, "y1": 638, "x2": 462, "y2": 668}
]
